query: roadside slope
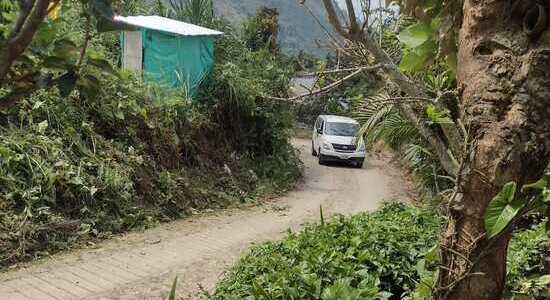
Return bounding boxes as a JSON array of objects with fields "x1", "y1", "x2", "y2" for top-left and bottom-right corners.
[{"x1": 0, "y1": 139, "x2": 410, "y2": 300}]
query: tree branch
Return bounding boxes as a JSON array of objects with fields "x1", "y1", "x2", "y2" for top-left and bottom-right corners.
[
  {"x1": 320, "y1": 0, "x2": 461, "y2": 176},
  {"x1": 77, "y1": 16, "x2": 93, "y2": 68},
  {"x1": 11, "y1": 0, "x2": 35, "y2": 38},
  {"x1": 321, "y1": 0, "x2": 350, "y2": 38},
  {"x1": 0, "y1": 0, "x2": 50, "y2": 85},
  {"x1": 345, "y1": 0, "x2": 361, "y2": 37},
  {"x1": 264, "y1": 64, "x2": 385, "y2": 102},
  {"x1": 299, "y1": 67, "x2": 364, "y2": 76}
]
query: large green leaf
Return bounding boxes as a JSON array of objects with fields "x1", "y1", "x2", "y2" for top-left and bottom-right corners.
[
  {"x1": 87, "y1": 57, "x2": 116, "y2": 75},
  {"x1": 485, "y1": 182, "x2": 524, "y2": 239},
  {"x1": 53, "y1": 38, "x2": 79, "y2": 58},
  {"x1": 398, "y1": 23, "x2": 433, "y2": 48},
  {"x1": 399, "y1": 41, "x2": 437, "y2": 73},
  {"x1": 58, "y1": 71, "x2": 79, "y2": 98}
]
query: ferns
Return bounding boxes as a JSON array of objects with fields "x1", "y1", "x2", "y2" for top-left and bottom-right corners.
[{"x1": 352, "y1": 94, "x2": 450, "y2": 195}]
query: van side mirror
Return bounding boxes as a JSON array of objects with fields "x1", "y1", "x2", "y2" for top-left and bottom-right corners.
[{"x1": 317, "y1": 128, "x2": 322, "y2": 134}]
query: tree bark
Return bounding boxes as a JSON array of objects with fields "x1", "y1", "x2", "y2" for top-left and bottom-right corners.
[
  {"x1": 438, "y1": 1, "x2": 550, "y2": 299},
  {"x1": 0, "y1": 0, "x2": 50, "y2": 85}
]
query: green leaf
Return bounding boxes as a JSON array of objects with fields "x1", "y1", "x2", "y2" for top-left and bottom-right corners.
[
  {"x1": 78, "y1": 74, "x2": 101, "y2": 98},
  {"x1": 537, "y1": 274, "x2": 550, "y2": 285},
  {"x1": 114, "y1": 110, "x2": 125, "y2": 120},
  {"x1": 522, "y1": 176, "x2": 549, "y2": 191},
  {"x1": 485, "y1": 182, "x2": 524, "y2": 239},
  {"x1": 426, "y1": 104, "x2": 453, "y2": 125},
  {"x1": 43, "y1": 56, "x2": 70, "y2": 70},
  {"x1": 424, "y1": 244, "x2": 439, "y2": 264},
  {"x1": 53, "y1": 38, "x2": 79, "y2": 58},
  {"x1": 37, "y1": 120, "x2": 49, "y2": 134},
  {"x1": 398, "y1": 23, "x2": 434, "y2": 48},
  {"x1": 399, "y1": 40, "x2": 437, "y2": 73},
  {"x1": 58, "y1": 71, "x2": 79, "y2": 98},
  {"x1": 34, "y1": 20, "x2": 58, "y2": 47},
  {"x1": 87, "y1": 57, "x2": 116, "y2": 74}
]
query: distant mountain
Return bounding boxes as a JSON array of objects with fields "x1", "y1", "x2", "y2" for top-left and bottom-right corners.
[{"x1": 214, "y1": 0, "x2": 335, "y2": 56}]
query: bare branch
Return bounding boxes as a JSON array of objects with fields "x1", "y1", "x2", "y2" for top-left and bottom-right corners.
[
  {"x1": 77, "y1": 16, "x2": 93, "y2": 68},
  {"x1": 299, "y1": 67, "x2": 364, "y2": 76},
  {"x1": 264, "y1": 64, "x2": 385, "y2": 102},
  {"x1": 345, "y1": 0, "x2": 361, "y2": 36},
  {"x1": 321, "y1": 0, "x2": 350, "y2": 38},
  {"x1": 11, "y1": 0, "x2": 35, "y2": 37}
]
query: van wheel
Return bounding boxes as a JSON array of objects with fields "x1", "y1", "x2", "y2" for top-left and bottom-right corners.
[
  {"x1": 312, "y1": 141, "x2": 317, "y2": 156},
  {"x1": 354, "y1": 160, "x2": 364, "y2": 169}
]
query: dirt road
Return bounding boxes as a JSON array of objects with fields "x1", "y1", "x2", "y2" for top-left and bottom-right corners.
[{"x1": 0, "y1": 139, "x2": 410, "y2": 300}]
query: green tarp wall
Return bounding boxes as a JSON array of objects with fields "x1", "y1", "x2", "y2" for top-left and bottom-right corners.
[{"x1": 134, "y1": 28, "x2": 215, "y2": 96}]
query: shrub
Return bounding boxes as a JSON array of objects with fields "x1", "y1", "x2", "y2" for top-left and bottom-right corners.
[
  {"x1": 0, "y1": 10, "x2": 302, "y2": 268},
  {"x1": 506, "y1": 220, "x2": 550, "y2": 299},
  {"x1": 210, "y1": 203, "x2": 443, "y2": 299}
]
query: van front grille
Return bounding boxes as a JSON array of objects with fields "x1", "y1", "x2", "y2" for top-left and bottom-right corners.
[{"x1": 332, "y1": 143, "x2": 356, "y2": 153}]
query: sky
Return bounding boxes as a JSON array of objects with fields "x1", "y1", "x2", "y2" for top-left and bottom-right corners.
[
  {"x1": 335, "y1": 0, "x2": 383, "y2": 11},
  {"x1": 334, "y1": 0, "x2": 384, "y2": 22}
]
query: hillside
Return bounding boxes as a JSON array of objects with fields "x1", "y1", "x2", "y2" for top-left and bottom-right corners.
[{"x1": 214, "y1": 0, "x2": 334, "y2": 56}]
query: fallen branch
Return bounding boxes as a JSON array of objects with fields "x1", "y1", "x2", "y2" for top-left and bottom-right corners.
[
  {"x1": 299, "y1": 67, "x2": 364, "y2": 77},
  {"x1": 264, "y1": 64, "x2": 385, "y2": 102}
]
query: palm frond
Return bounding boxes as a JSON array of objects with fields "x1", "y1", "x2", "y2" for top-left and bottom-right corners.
[
  {"x1": 353, "y1": 94, "x2": 418, "y2": 147},
  {"x1": 166, "y1": 0, "x2": 213, "y2": 25}
]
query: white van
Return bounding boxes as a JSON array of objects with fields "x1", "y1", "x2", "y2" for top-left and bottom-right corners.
[{"x1": 312, "y1": 115, "x2": 365, "y2": 168}]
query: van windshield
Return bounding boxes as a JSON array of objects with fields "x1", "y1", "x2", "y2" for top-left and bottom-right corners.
[{"x1": 324, "y1": 122, "x2": 359, "y2": 137}]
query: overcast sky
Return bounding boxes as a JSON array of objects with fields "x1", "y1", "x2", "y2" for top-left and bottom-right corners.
[
  {"x1": 335, "y1": 0, "x2": 383, "y2": 11},
  {"x1": 334, "y1": 0, "x2": 388, "y2": 24}
]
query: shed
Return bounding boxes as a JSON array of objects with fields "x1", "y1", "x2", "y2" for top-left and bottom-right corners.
[{"x1": 116, "y1": 15, "x2": 223, "y2": 95}]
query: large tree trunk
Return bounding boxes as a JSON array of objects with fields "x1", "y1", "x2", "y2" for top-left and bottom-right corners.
[{"x1": 437, "y1": 1, "x2": 550, "y2": 299}]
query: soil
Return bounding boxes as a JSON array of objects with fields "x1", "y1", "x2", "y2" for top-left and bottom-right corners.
[{"x1": 0, "y1": 139, "x2": 411, "y2": 300}]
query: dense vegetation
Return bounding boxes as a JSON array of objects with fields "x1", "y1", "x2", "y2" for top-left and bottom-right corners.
[
  {"x1": 210, "y1": 203, "x2": 549, "y2": 300},
  {"x1": 0, "y1": 1, "x2": 301, "y2": 269}
]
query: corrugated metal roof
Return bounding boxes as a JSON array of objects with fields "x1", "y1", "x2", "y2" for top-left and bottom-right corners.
[{"x1": 114, "y1": 15, "x2": 223, "y2": 37}]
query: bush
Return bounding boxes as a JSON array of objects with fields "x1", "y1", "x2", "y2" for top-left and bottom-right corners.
[
  {"x1": 506, "y1": 220, "x2": 550, "y2": 299},
  {"x1": 0, "y1": 11, "x2": 302, "y2": 268},
  {"x1": 210, "y1": 203, "x2": 443, "y2": 299}
]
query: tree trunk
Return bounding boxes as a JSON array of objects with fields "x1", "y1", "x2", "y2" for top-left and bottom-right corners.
[
  {"x1": 0, "y1": 0, "x2": 49, "y2": 85},
  {"x1": 438, "y1": 1, "x2": 550, "y2": 299}
]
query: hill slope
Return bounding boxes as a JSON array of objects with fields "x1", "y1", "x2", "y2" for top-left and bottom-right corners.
[{"x1": 214, "y1": 0, "x2": 334, "y2": 56}]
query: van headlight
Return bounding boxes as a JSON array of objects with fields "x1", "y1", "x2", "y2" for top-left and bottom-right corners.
[
  {"x1": 357, "y1": 143, "x2": 365, "y2": 152},
  {"x1": 322, "y1": 141, "x2": 333, "y2": 150}
]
